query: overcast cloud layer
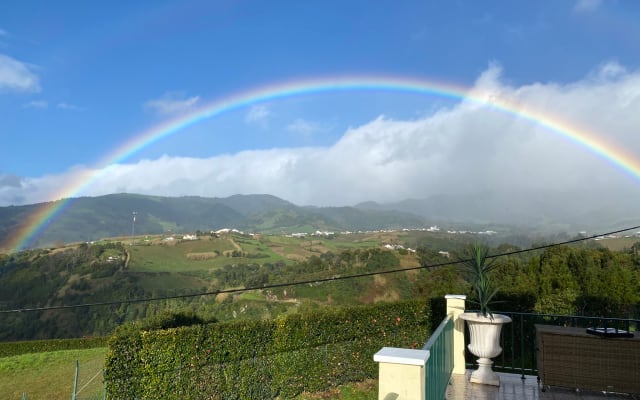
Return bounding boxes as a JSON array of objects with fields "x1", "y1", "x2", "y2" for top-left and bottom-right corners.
[{"x1": 2, "y1": 64, "x2": 640, "y2": 214}]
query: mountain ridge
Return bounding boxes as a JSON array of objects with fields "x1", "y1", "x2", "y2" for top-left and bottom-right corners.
[
  {"x1": 2, "y1": 191, "x2": 639, "y2": 252},
  {"x1": 0, "y1": 193, "x2": 427, "y2": 251}
]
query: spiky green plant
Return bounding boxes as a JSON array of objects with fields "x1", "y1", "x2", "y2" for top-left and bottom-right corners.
[{"x1": 460, "y1": 243, "x2": 500, "y2": 318}]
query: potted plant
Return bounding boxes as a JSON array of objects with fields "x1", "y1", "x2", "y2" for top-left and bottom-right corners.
[{"x1": 458, "y1": 243, "x2": 511, "y2": 386}]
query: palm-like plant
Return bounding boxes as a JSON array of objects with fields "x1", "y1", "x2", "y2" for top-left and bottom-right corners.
[{"x1": 461, "y1": 243, "x2": 500, "y2": 318}]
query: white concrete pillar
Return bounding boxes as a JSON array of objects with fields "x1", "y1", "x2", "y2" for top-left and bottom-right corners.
[
  {"x1": 445, "y1": 294, "x2": 467, "y2": 375},
  {"x1": 374, "y1": 347, "x2": 429, "y2": 400}
]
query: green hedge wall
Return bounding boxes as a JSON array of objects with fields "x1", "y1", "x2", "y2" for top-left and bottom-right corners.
[
  {"x1": 105, "y1": 299, "x2": 431, "y2": 399},
  {"x1": 0, "y1": 336, "x2": 107, "y2": 358}
]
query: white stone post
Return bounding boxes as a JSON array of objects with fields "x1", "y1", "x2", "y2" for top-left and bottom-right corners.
[
  {"x1": 374, "y1": 347, "x2": 429, "y2": 400},
  {"x1": 445, "y1": 294, "x2": 467, "y2": 375}
]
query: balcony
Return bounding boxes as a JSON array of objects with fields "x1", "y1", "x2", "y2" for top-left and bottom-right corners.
[
  {"x1": 374, "y1": 295, "x2": 640, "y2": 400},
  {"x1": 447, "y1": 371, "x2": 638, "y2": 399}
]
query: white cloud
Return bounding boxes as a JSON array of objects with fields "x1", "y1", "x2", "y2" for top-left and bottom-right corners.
[
  {"x1": 245, "y1": 104, "x2": 271, "y2": 126},
  {"x1": 286, "y1": 118, "x2": 320, "y2": 136},
  {"x1": 574, "y1": 0, "x2": 602, "y2": 13},
  {"x1": 57, "y1": 102, "x2": 81, "y2": 110},
  {"x1": 3, "y1": 63, "x2": 640, "y2": 224},
  {"x1": 0, "y1": 54, "x2": 40, "y2": 92},
  {"x1": 590, "y1": 61, "x2": 627, "y2": 80},
  {"x1": 144, "y1": 92, "x2": 200, "y2": 115},
  {"x1": 24, "y1": 100, "x2": 48, "y2": 109}
]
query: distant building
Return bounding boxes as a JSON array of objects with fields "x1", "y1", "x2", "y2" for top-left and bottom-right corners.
[{"x1": 215, "y1": 228, "x2": 244, "y2": 235}]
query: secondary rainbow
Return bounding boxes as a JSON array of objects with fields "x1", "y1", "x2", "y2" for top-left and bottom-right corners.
[{"x1": 4, "y1": 75, "x2": 640, "y2": 252}]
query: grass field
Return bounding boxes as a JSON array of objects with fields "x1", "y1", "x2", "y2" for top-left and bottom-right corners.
[
  {"x1": 126, "y1": 231, "x2": 406, "y2": 275},
  {"x1": 0, "y1": 345, "x2": 375, "y2": 400},
  {"x1": 128, "y1": 234, "x2": 293, "y2": 273},
  {"x1": 296, "y1": 380, "x2": 377, "y2": 399},
  {"x1": 128, "y1": 240, "x2": 225, "y2": 272},
  {"x1": 0, "y1": 347, "x2": 107, "y2": 400},
  {"x1": 594, "y1": 236, "x2": 640, "y2": 251}
]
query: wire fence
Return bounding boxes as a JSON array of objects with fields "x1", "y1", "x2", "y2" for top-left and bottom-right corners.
[{"x1": 74, "y1": 366, "x2": 105, "y2": 400}]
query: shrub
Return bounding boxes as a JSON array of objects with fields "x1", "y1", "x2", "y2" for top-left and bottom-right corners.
[
  {"x1": 105, "y1": 300, "x2": 431, "y2": 399},
  {"x1": 113, "y1": 310, "x2": 214, "y2": 335},
  {"x1": 0, "y1": 336, "x2": 107, "y2": 358}
]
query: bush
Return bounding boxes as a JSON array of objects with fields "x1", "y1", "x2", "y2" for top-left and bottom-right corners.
[
  {"x1": 105, "y1": 300, "x2": 431, "y2": 399},
  {"x1": 0, "y1": 336, "x2": 107, "y2": 358},
  {"x1": 113, "y1": 310, "x2": 214, "y2": 336}
]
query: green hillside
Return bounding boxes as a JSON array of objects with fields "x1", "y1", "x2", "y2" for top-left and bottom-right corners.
[
  {"x1": 2, "y1": 228, "x2": 640, "y2": 342},
  {"x1": 0, "y1": 230, "x2": 432, "y2": 341}
]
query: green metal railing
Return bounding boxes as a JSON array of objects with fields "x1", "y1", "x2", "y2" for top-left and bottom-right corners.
[
  {"x1": 464, "y1": 311, "x2": 640, "y2": 379},
  {"x1": 423, "y1": 315, "x2": 453, "y2": 400}
]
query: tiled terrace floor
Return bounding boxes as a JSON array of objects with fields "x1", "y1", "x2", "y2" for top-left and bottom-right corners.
[{"x1": 446, "y1": 371, "x2": 640, "y2": 400}]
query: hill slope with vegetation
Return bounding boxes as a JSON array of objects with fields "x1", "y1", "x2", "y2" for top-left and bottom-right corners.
[
  {"x1": 1, "y1": 229, "x2": 640, "y2": 341},
  {"x1": 1, "y1": 230, "x2": 426, "y2": 340}
]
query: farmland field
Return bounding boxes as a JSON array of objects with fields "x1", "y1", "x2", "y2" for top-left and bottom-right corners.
[
  {"x1": 125, "y1": 231, "x2": 432, "y2": 274},
  {"x1": 593, "y1": 236, "x2": 640, "y2": 252}
]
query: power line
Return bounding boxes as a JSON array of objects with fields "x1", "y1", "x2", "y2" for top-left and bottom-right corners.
[{"x1": 2, "y1": 225, "x2": 639, "y2": 314}]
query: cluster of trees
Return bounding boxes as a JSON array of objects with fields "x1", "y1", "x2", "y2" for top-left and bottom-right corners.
[
  {"x1": 213, "y1": 248, "x2": 401, "y2": 289},
  {"x1": 415, "y1": 243, "x2": 640, "y2": 317}
]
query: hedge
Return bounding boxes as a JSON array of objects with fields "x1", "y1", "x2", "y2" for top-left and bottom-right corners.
[
  {"x1": 0, "y1": 336, "x2": 107, "y2": 358},
  {"x1": 105, "y1": 299, "x2": 432, "y2": 399}
]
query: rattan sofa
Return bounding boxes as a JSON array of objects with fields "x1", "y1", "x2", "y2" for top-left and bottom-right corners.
[{"x1": 535, "y1": 324, "x2": 640, "y2": 394}]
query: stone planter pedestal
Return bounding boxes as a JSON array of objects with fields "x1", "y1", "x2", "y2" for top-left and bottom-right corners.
[{"x1": 459, "y1": 312, "x2": 511, "y2": 386}]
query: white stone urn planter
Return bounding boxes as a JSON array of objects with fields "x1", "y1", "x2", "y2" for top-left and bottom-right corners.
[{"x1": 459, "y1": 312, "x2": 512, "y2": 386}]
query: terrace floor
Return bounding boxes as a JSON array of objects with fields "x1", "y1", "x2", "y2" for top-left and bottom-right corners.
[{"x1": 446, "y1": 371, "x2": 640, "y2": 400}]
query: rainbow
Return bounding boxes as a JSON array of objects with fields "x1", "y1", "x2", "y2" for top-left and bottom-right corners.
[{"x1": 4, "y1": 75, "x2": 640, "y2": 253}]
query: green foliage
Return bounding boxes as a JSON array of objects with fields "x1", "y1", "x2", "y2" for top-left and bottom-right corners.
[
  {"x1": 0, "y1": 336, "x2": 107, "y2": 358},
  {"x1": 413, "y1": 266, "x2": 468, "y2": 299},
  {"x1": 105, "y1": 300, "x2": 430, "y2": 400},
  {"x1": 459, "y1": 243, "x2": 500, "y2": 317},
  {"x1": 0, "y1": 242, "x2": 136, "y2": 340},
  {"x1": 530, "y1": 245, "x2": 640, "y2": 316},
  {"x1": 114, "y1": 310, "x2": 215, "y2": 336}
]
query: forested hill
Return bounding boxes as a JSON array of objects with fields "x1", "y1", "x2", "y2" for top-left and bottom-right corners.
[{"x1": 0, "y1": 193, "x2": 425, "y2": 251}]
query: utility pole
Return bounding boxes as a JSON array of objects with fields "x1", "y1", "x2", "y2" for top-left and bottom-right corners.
[{"x1": 131, "y1": 211, "x2": 137, "y2": 246}]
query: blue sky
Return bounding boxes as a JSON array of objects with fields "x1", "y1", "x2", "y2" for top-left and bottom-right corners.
[{"x1": 2, "y1": 0, "x2": 640, "y2": 211}]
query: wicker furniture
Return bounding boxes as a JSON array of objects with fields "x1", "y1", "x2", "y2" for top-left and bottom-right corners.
[{"x1": 536, "y1": 324, "x2": 640, "y2": 394}]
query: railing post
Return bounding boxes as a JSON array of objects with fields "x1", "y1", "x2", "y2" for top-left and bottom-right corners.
[
  {"x1": 72, "y1": 359, "x2": 79, "y2": 400},
  {"x1": 445, "y1": 294, "x2": 467, "y2": 375},
  {"x1": 374, "y1": 347, "x2": 429, "y2": 400}
]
